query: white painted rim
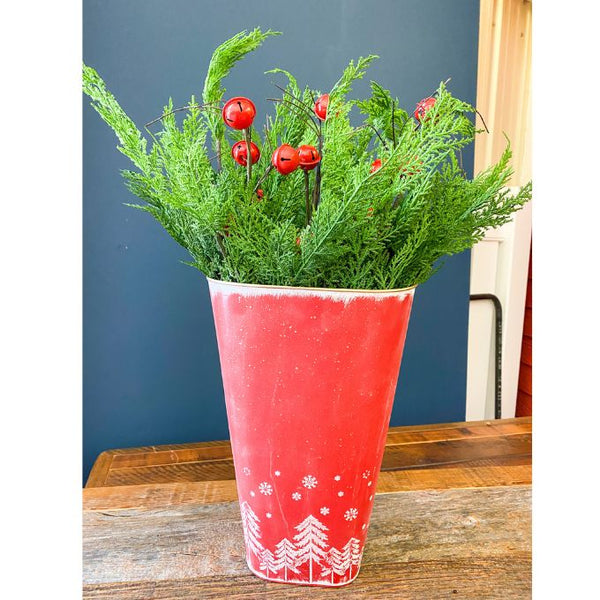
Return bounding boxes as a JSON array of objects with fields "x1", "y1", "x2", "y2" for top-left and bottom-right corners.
[{"x1": 207, "y1": 277, "x2": 416, "y2": 302}]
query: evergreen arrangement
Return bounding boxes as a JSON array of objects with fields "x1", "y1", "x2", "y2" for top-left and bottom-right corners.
[{"x1": 83, "y1": 28, "x2": 531, "y2": 290}]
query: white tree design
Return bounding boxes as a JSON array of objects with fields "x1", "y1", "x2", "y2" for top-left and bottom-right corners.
[
  {"x1": 274, "y1": 538, "x2": 300, "y2": 581},
  {"x1": 240, "y1": 501, "x2": 264, "y2": 558},
  {"x1": 341, "y1": 537, "x2": 362, "y2": 579},
  {"x1": 259, "y1": 548, "x2": 279, "y2": 577},
  {"x1": 320, "y1": 546, "x2": 346, "y2": 584},
  {"x1": 293, "y1": 515, "x2": 329, "y2": 583}
]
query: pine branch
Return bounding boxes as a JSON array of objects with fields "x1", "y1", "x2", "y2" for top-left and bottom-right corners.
[
  {"x1": 202, "y1": 28, "x2": 280, "y2": 151},
  {"x1": 83, "y1": 32, "x2": 532, "y2": 291}
]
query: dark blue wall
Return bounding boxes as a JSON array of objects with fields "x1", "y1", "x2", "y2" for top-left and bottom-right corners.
[{"x1": 83, "y1": 0, "x2": 479, "y2": 482}]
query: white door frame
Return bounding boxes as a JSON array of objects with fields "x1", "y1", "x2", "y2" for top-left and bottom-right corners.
[{"x1": 466, "y1": 192, "x2": 531, "y2": 419}]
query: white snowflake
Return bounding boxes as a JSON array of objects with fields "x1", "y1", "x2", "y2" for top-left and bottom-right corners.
[
  {"x1": 291, "y1": 492, "x2": 302, "y2": 501},
  {"x1": 266, "y1": 512, "x2": 272, "y2": 519},
  {"x1": 242, "y1": 467, "x2": 251, "y2": 476},
  {"x1": 344, "y1": 508, "x2": 359, "y2": 521},
  {"x1": 250, "y1": 491, "x2": 255, "y2": 497},
  {"x1": 337, "y1": 491, "x2": 344, "y2": 497},
  {"x1": 334, "y1": 475, "x2": 341, "y2": 481},
  {"x1": 302, "y1": 475, "x2": 318, "y2": 489},
  {"x1": 362, "y1": 523, "x2": 367, "y2": 530},
  {"x1": 320, "y1": 506, "x2": 330, "y2": 516},
  {"x1": 367, "y1": 481, "x2": 373, "y2": 487},
  {"x1": 369, "y1": 495, "x2": 373, "y2": 501},
  {"x1": 274, "y1": 470, "x2": 281, "y2": 477},
  {"x1": 259, "y1": 482, "x2": 273, "y2": 496},
  {"x1": 362, "y1": 470, "x2": 371, "y2": 479}
]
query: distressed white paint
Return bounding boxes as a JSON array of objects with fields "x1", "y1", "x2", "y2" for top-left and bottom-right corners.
[{"x1": 207, "y1": 278, "x2": 415, "y2": 305}]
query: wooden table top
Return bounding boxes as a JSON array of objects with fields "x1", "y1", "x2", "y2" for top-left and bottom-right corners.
[{"x1": 83, "y1": 417, "x2": 532, "y2": 599}]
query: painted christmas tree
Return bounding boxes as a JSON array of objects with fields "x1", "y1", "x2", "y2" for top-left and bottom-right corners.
[
  {"x1": 258, "y1": 548, "x2": 278, "y2": 577},
  {"x1": 321, "y1": 546, "x2": 347, "y2": 584},
  {"x1": 293, "y1": 515, "x2": 329, "y2": 583},
  {"x1": 341, "y1": 537, "x2": 362, "y2": 580},
  {"x1": 274, "y1": 538, "x2": 300, "y2": 581},
  {"x1": 240, "y1": 501, "x2": 264, "y2": 558}
]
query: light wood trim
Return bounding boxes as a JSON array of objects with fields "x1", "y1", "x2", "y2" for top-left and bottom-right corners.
[
  {"x1": 475, "y1": 0, "x2": 532, "y2": 185},
  {"x1": 83, "y1": 462, "x2": 531, "y2": 511}
]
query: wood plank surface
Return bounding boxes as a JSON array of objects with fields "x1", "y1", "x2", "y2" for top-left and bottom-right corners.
[
  {"x1": 83, "y1": 418, "x2": 532, "y2": 598},
  {"x1": 86, "y1": 418, "x2": 531, "y2": 489},
  {"x1": 83, "y1": 460, "x2": 532, "y2": 512},
  {"x1": 83, "y1": 485, "x2": 531, "y2": 599}
]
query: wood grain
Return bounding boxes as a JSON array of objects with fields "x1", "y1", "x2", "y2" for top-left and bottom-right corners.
[
  {"x1": 474, "y1": 0, "x2": 532, "y2": 185},
  {"x1": 86, "y1": 418, "x2": 531, "y2": 489},
  {"x1": 517, "y1": 247, "x2": 533, "y2": 417},
  {"x1": 83, "y1": 460, "x2": 532, "y2": 512},
  {"x1": 83, "y1": 419, "x2": 532, "y2": 598},
  {"x1": 83, "y1": 485, "x2": 531, "y2": 599}
]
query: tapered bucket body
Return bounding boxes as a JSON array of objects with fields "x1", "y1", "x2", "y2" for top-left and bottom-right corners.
[{"x1": 208, "y1": 279, "x2": 415, "y2": 587}]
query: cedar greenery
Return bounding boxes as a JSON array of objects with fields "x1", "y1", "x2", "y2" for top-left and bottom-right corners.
[{"x1": 82, "y1": 28, "x2": 531, "y2": 289}]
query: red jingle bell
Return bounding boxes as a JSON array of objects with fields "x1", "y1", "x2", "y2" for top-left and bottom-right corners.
[
  {"x1": 222, "y1": 97, "x2": 257, "y2": 130},
  {"x1": 370, "y1": 158, "x2": 382, "y2": 173},
  {"x1": 231, "y1": 140, "x2": 260, "y2": 166},
  {"x1": 297, "y1": 145, "x2": 321, "y2": 170},
  {"x1": 314, "y1": 94, "x2": 329, "y2": 121},
  {"x1": 271, "y1": 144, "x2": 300, "y2": 175},
  {"x1": 414, "y1": 96, "x2": 436, "y2": 122}
]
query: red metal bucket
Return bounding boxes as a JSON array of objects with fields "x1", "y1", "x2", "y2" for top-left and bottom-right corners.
[{"x1": 208, "y1": 278, "x2": 415, "y2": 586}]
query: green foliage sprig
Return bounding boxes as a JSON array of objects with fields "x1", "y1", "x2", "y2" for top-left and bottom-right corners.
[{"x1": 83, "y1": 29, "x2": 531, "y2": 289}]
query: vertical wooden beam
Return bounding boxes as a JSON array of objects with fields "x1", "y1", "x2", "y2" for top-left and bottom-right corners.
[{"x1": 475, "y1": 0, "x2": 532, "y2": 185}]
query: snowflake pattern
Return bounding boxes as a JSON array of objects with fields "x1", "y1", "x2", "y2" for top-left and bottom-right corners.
[
  {"x1": 302, "y1": 475, "x2": 318, "y2": 489},
  {"x1": 274, "y1": 470, "x2": 281, "y2": 477},
  {"x1": 259, "y1": 482, "x2": 273, "y2": 496},
  {"x1": 362, "y1": 523, "x2": 367, "y2": 530},
  {"x1": 334, "y1": 475, "x2": 341, "y2": 481},
  {"x1": 266, "y1": 512, "x2": 272, "y2": 519},
  {"x1": 250, "y1": 491, "x2": 256, "y2": 497},
  {"x1": 362, "y1": 470, "x2": 371, "y2": 479},
  {"x1": 369, "y1": 495, "x2": 373, "y2": 501},
  {"x1": 291, "y1": 492, "x2": 302, "y2": 501},
  {"x1": 320, "y1": 506, "x2": 330, "y2": 516},
  {"x1": 367, "y1": 481, "x2": 372, "y2": 487},
  {"x1": 344, "y1": 508, "x2": 358, "y2": 521},
  {"x1": 242, "y1": 467, "x2": 251, "y2": 476},
  {"x1": 337, "y1": 491, "x2": 344, "y2": 497}
]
